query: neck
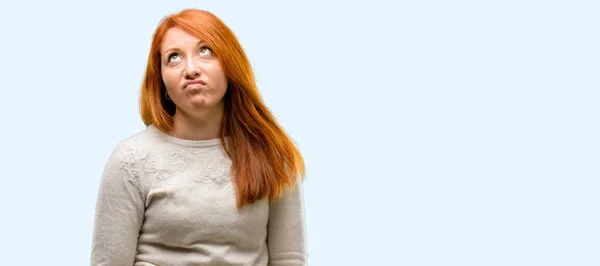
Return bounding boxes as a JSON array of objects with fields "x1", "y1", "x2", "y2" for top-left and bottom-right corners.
[{"x1": 170, "y1": 106, "x2": 224, "y2": 140}]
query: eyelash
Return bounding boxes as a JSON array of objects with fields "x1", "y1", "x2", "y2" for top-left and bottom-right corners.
[{"x1": 167, "y1": 46, "x2": 213, "y2": 63}]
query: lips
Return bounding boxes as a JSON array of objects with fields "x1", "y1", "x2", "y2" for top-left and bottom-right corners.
[{"x1": 184, "y1": 79, "x2": 206, "y2": 88}]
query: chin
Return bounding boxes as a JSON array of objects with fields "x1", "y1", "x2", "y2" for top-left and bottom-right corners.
[
  {"x1": 190, "y1": 99, "x2": 208, "y2": 106},
  {"x1": 188, "y1": 94, "x2": 208, "y2": 106}
]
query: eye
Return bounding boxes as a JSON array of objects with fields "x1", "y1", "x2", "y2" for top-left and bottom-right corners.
[
  {"x1": 199, "y1": 46, "x2": 213, "y2": 57},
  {"x1": 167, "y1": 53, "x2": 181, "y2": 63}
]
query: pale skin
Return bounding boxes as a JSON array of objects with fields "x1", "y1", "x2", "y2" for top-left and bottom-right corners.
[{"x1": 160, "y1": 27, "x2": 228, "y2": 140}]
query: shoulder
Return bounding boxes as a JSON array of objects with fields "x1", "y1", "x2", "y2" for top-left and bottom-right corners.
[
  {"x1": 107, "y1": 125, "x2": 166, "y2": 173},
  {"x1": 118, "y1": 124, "x2": 163, "y2": 151},
  {"x1": 113, "y1": 124, "x2": 176, "y2": 158},
  {"x1": 102, "y1": 125, "x2": 171, "y2": 190},
  {"x1": 109, "y1": 124, "x2": 197, "y2": 176}
]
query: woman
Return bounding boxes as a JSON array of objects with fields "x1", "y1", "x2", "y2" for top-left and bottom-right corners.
[{"x1": 91, "y1": 8, "x2": 307, "y2": 266}]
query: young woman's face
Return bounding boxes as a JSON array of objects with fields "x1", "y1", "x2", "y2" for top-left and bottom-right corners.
[{"x1": 160, "y1": 27, "x2": 228, "y2": 117}]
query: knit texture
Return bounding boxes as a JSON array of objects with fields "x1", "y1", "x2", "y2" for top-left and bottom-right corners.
[{"x1": 91, "y1": 125, "x2": 306, "y2": 266}]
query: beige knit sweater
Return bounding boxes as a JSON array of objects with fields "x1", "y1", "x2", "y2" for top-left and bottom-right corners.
[{"x1": 91, "y1": 125, "x2": 306, "y2": 266}]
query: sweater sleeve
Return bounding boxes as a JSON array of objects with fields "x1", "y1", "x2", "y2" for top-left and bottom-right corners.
[
  {"x1": 267, "y1": 182, "x2": 307, "y2": 266},
  {"x1": 91, "y1": 143, "x2": 145, "y2": 266}
]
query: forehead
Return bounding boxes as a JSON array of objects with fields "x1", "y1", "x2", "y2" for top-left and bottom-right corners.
[{"x1": 161, "y1": 27, "x2": 202, "y2": 52}]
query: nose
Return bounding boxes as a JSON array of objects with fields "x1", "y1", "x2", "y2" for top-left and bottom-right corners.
[{"x1": 184, "y1": 58, "x2": 201, "y2": 78}]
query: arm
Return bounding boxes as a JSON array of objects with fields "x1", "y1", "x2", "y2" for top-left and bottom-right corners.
[
  {"x1": 91, "y1": 143, "x2": 145, "y2": 266},
  {"x1": 267, "y1": 182, "x2": 307, "y2": 266}
]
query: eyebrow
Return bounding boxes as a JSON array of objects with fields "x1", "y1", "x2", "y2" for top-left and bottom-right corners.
[{"x1": 163, "y1": 41, "x2": 205, "y2": 56}]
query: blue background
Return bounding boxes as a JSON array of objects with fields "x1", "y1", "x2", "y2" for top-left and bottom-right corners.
[{"x1": 0, "y1": 1, "x2": 598, "y2": 265}]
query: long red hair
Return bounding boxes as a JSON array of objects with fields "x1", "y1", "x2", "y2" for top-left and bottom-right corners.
[{"x1": 139, "y1": 9, "x2": 305, "y2": 209}]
